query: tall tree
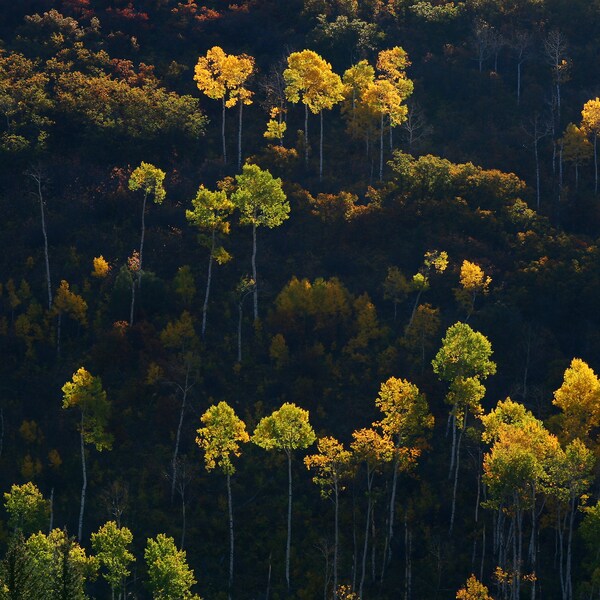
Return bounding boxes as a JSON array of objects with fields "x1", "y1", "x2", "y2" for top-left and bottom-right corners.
[
  {"x1": 374, "y1": 377, "x2": 433, "y2": 570},
  {"x1": 128, "y1": 162, "x2": 166, "y2": 325},
  {"x1": 581, "y1": 97, "x2": 600, "y2": 194},
  {"x1": 3, "y1": 482, "x2": 49, "y2": 535},
  {"x1": 252, "y1": 403, "x2": 316, "y2": 591},
  {"x1": 432, "y1": 322, "x2": 496, "y2": 533},
  {"x1": 91, "y1": 521, "x2": 135, "y2": 600},
  {"x1": 196, "y1": 401, "x2": 249, "y2": 599},
  {"x1": 194, "y1": 46, "x2": 255, "y2": 167},
  {"x1": 231, "y1": 163, "x2": 289, "y2": 321},
  {"x1": 144, "y1": 534, "x2": 200, "y2": 600},
  {"x1": 283, "y1": 49, "x2": 344, "y2": 178},
  {"x1": 186, "y1": 184, "x2": 234, "y2": 338},
  {"x1": 453, "y1": 260, "x2": 492, "y2": 321},
  {"x1": 61, "y1": 367, "x2": 112, "y2": 540},
  {"x1": 305, "y1": 436, "x2": 352, "y2": 599}
]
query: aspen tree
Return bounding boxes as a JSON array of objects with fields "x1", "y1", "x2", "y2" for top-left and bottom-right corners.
[
  {"x1": 128, "y1": 162, "x2": 166, "y2": 324},
  {"x1": 194, "y1": 47, "x2": 254, "y2": 168},
  {"x1": 252, "y1": 403, "x2": 316, "y2": 591},
  {"x1": 196, "y1": 402, "x2": 249, "y2": 599},
  {"x1": 283, "y1": 50, "x2": 344, "y2": 179},
  {"x1": 581, "y1": 97, "x2": 600, "y2": 193},
  {"x1": 186, "y1": 184, "x2": 234, "y2": 338},
  {"x1": 231, "y1": 163, "x2": 288, "y2": 322},
  {"x1": 62, "y1": 367, "x2": 112, "y2": 540}
]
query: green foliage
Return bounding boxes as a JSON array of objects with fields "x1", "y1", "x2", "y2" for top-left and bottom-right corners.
[
  {"x1": 128, "y1": 162, "x2": 166, "y2": 204},
  {"x1": 90, "y1": 521, "x2": 134, "y2": 596},
  {"x1": 232, "y1": 163, "x2": 289, "y2": 229},
  {"x1": 61, "y1": 367, "x2": 112, "y2": 451},
  {"x1": 3, "y1": 482, "x2": 48, "y2": 534},
  {"x1": 196, "y1": 402, "x2": 249, "y2": 475},
  {"x1": 252, "y1": 403, "x2": 316, "y2": 455},
  {"x1": 144, "y1": 534, "x2": 200, "y2": 600}
]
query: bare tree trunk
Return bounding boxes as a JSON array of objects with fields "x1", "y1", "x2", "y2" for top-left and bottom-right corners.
[
  {"x1": 31, "y1": 169, "x2": 52, "y2": 309},
  {"x1": 222, "y1": 98, "x2": 227, "y2": 164},
  {"x1": 286, "y1": 451, "x2": 293, "y2": 591},
  {"x1": 138, "y1": 191, "x2": 148, "y2": 290},
  {"x1": 359, "y1": 473, "x2": 373, "y2": 599},
  {"x1": 171, "y1": 366, "x2": 190, "y2": 501},
  {"x1": 304, "y1": 103, "x2": 309, "y2": 166},
  {"x1": 252, "y1": 223, "x2": 258, "y2": 322},
  {"x1": 238, "y1": 99, "x2": 243, "y2": 170},
  {"x1": 319, "y1": 110, "x2": 323, "y2": 182},
  {"x1": 78, "y1": 421, "x2": 87, "y2": 541},
  {"x1": 228, "y1": 473, "x2": 234, "y2": 600},
  {"x1": 202, "y1": 231, "x2": 215, "y2": 339},
  {"x1": 449, "y1": 414, "x2": 465, "y2": 535},
  {"x1": 333, "y1": 482, "x2": 339, "y2": 600}
]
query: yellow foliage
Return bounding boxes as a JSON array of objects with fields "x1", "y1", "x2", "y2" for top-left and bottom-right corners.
[
  {"x1": 456, "y1": 575, "x2": 493, "y2": 600},
  {"x1": 269, "y1": 333, "x2": 289, "y2": 368},
  {"x1": 48, "y1": 448, "x2": 62, "y2": 470},
  {"x1": 92, "y1": 255, "x2": 110, "y2": 278},
  {"x1": 20, "y1": 420, "x2": 43, "y2": 444},
  {"x1": 52, "y1": 280, "x2": 88, "y2": 325},
  {"x1": 21, "y1": 454, "x2": 42, "y2": 480}
]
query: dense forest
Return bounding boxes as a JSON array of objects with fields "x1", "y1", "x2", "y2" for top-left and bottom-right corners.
[{"x1": 2, "y1": 0, "x2": 600, "y2": 598}]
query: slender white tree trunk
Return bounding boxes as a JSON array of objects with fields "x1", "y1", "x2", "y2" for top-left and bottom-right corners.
[
  {"x1": 171, "y1": 366, "x2": 190, "y2": 501},
  {"x1": 238, "y1": 99, "x2": 243, "y2": 170},
  {"x1": 202, "y1": 231, "x2": 215, "y2": 338},
  {"x1": 252, "y1": 223, "x2": 258, "y2": 322},
  {"x1": 333, "y1": 482, "x2": 339, "y2": 599},
  {"x1": 286, "y1": 451, "x2": 293, "y2": 591},
  {"x1": 222, "y1": 98, "x2": 227, "y2": 164},
  {"x1": 304, "y1": 103, "x2": 309, "y2": 166},
  {"x1": 78, "y1": 418, "x2": 87, "y2": 541},
  {"x1": 33, "y1": 172, "x2": 53, "y2": 310},
  {"x1": 449, "y1": 413, "x2": 466, "y2": 534},
  {"x1": 359, "y1": 473, "x2": 373, "y2": 599},
  {"x1": 319, "y1": 110, "x2": 323, "y2": 182},
  {"x1": 138, "y1": 191, "x2": 148, "y2": 290},
  {"x1": 228, "y1": 473, "x2": 235, "y2": 600}
]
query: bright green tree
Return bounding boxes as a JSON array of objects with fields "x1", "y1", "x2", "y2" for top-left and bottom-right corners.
[
  {"x1": 128, "y1": 162, "x2": 166, "y2": 325},
  {"x1": 91, "y1": 521, "x2": 134, "y2": 600},
  {"x1": 62, "y1": 367, "x2": 112, "y2": 540},
  {"x1": 432, "y1": 322, "x2": 496, "y2": 533},
  {"x1": 252, "y1": 403, "x2": 316, "y2": 590},
  {"x1": 232, "y1": 163, "x2": 289, "y2": 321},
  {"x1": 3, "y1": 482, "x2": 49, "y2": 535},
  {"x1": 196, "y1": 402, "x2": 249, "y2": 597},
  {"x1": 186, "y1": 184, "x2": 234, "y2": 338},
  {"x1": 144, "y1": 534, "x2": 200, "y2": 600}
]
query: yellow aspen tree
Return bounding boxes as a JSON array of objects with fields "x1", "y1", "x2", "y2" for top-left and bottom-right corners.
[
  {"x1": 456, "y1": 575, "x2": 493, "y2": 600},
  {"x1": 51, "y1": 280, "x2": 87, "y2": 356},
  {"x1": 581, "y1": 97, "x2": 600, "y2": 193},
  {"x1": 283, "y1": 50, "x2": 344, "y2": 179},
  {"x1": 194, "y1": 46, "x2": 254, "y2": 167},
  {"x1": 561, "y1": 122, "x2": 592, "y2": 190},
  {"x1": 454, "y1": 260, "x2": 492, "y2": 320}
]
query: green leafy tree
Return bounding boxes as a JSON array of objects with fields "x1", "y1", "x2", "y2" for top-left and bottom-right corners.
[
  {"x1": 231, "y1": 163, "x2": 289, "y2": 321},
  {"x1": 91, "y1": 521, "x2": 134, "y2": 600},
  {"x1": 252, "y1": 403, "x2": 316, "y2": 590},
  {"x1": 432, "y1": 322, "x2": 496, "y2": 533},
  {"x1": 3, "y1": 482, "x2": 49, "y2": 535},
  {"x1": 375, "y1": 378, "x2": 433, "y2": 569},
  {"x1": 25, "y1": 528, "x2": 98, "y2": 600},
  {"x1": 144, "y1": 534, "x2": 200, "y2": 600},
  {"x1": 0, "y1": 532, "x2": 35, "y2": 600},
  {"x1": 186, "y1": 184, "x2": 234, "y2": 338},
  {"x1": 283, "y1": 49, "x2": 344, "y2": 178},
  {"x1": 128, "y1": 162, "x2": 166, "y2": 325},
  {"x1": 62, "y1": 367, "x2": 112, "y2": 540},
  {"x1": 305, "y1": 437, "x2": 352, "y2": 599},
  {"x1": 196, "y1": 402, "x2": 249, "y2": 597}
]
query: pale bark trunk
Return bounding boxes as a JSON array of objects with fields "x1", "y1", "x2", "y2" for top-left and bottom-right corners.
[
  {"x1": 333, "y1": 481, "x2": 339, "y2": 600},
  {"x1": 34, "y1": 172, "x2": 53, "y2": 310},
  {"x1": 252, "y1": 223, "x2": 258, "y2": 322},
  {"x1": 408, "y1": 289, "x2": 423, "y2": 328},
  {"x1": 304, "y1": 104, "x2": 309, "y2": 166},
  {"x1": 171, "y1": 365, "x2": 190, "y2": 501},
  {"x1": 222, "y1": 98, "x2": 227, "y2": 164},
  {"x1": 319, "y1": 110, "x2": 324, "y2": 182},
  {"x1": 78, "y1": 417, "x2": 87, "y2": 541},
  {"x1": 238, "y1": 99, "x2": 243, "y2": 170},
  {"x1": 138, "y1": 191, "x2": 148, "y2": 290},
  {"x1": 286, "y1": 451, "x2": 292, "y2": 591},
  {"x1": 202, "y1": 231, "x2": 215, "y2": 339},
  {"x1": 359, "y1": 471, "x2": 373, "y2": 599},
  {"x1": 449, "y1": 413, "x2": 465, "y2": 535},
  {"x1": 228, "y1": 473, "x2": 234, "y2": 600}
]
